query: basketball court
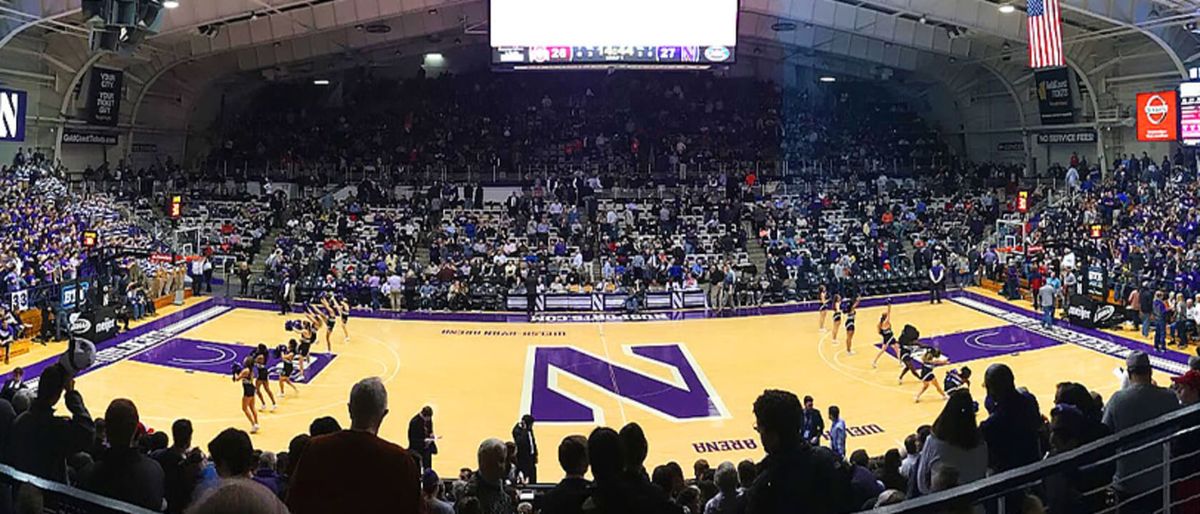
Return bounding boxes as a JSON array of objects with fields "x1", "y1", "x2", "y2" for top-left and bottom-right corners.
[{"x1": 0, "y1": 289, "x2": 1192, "y2": 482}]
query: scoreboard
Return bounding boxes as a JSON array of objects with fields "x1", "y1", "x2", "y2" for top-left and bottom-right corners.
[
  {"x1": 490, "y1": 0, "x2": 738, "y2": 68},
  {"x1": 493, "y1": 45, "x2": 734, "y2": 66}
]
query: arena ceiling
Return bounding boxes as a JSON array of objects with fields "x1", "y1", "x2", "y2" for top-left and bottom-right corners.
[{"x1": 0, "y1": 0, "x2": 1197, "y2": 135}]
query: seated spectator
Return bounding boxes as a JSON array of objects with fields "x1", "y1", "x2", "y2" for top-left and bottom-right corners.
[
  {"x1": 703, "y1": 461, "x2": 742, "y2": 514},
  {"x1": 540, "y1": 435, "x2": 591, "y2": 514},
  {"x1": 1103, "y1": 352, "x2": 1180, "y2": 512},
  {"x1": 308, "y1": 415, "x2": 342, "y2": 436},
  {"x1": 79, "y1": 399, "x2": 165, "y2": 510},
  {"x1": 917, "y1": 391, "x2": 987, "y2": 495},
  {"x1": 188, "y1": 478, "x2": 289, "y2": 514},
  {"x1": 251, "y1": 452, "x2": 284, "y2": 499},
  {"x1": 286, "y1": 377, "x2": 422, "y2": 514},
  {"x1": 980, "y1": 364, "x2": 1042, "y2": 474},
  {"x1": 461, "y1": 438, "x2": 517, "y2": 514},
  {"x1": 422, "y1": 469, "x2": 454, "y2": 514},
  {"x1": 848, "y1": 450, "x2": 885, "y2": 509}
]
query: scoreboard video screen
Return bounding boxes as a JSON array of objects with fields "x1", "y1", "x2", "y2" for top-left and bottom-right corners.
[{"x1": 490, "y1": 0, "x2": 739, "y2": 67}]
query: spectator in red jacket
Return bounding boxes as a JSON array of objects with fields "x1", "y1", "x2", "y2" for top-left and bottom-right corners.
[{"x1": 286, "y1": 377, "x2": 422, "y2": 514}]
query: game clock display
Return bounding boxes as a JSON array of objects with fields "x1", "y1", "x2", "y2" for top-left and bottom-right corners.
[{"x1": 494, "y1": 45, "x2": 735, "y2": 65}]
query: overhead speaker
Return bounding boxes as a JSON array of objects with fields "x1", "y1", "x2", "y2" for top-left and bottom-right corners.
[
  {"x1": 137, "y1": 0, "x2": 164, "y2": 31},
  {"x1": 89, "y1": 27, "x2": 121, "y2": 52},
  {"x1": 113, "y1": 0, "x2": 138, "y2": 26},
  {"x1": 81, "y1": 0, "x2": 109, "y2": 25}
]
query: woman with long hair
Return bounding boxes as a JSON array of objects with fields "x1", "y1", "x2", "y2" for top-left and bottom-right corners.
[
  {"x1": 234, "y1": 356, "x2": 259, "y2": 433},
  {"x1": 843, "y1": 296, "x2": 860, "y2": 355},
  {"x1": 871, "y1": 301, "x2": 900, "y2": 368},
  {"x1": 917, "y1": 390, "x2": 987, "y2": 495},
  {"x1": 253, "y1": 344, "x2": 277, "y2": 412},
  {"x1": 277, "y1": 340, "x2": 300, "y2": 397},
  {"x1": 818, "y1": 284, "x2": 830, "y2": 331}
]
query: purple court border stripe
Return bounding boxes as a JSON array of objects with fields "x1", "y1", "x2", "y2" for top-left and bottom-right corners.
[
  {"x1": 220, "y1": 291, "x2": 939, "y2": 323},
  {"x1": 958, "y1": 290, "x2": 1192, "y2": 368},
  {"x1": 0, "y1": 300, "x2": 233, "y2": 385}
]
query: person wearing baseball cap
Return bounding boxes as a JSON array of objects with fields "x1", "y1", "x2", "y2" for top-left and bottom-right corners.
[
  {"x1": 1172, "y1": 370, "x2": 1200, "y2": 406},
  {"x1": 1103, "y1": 351, "x2": 1181, "y2": 511}
]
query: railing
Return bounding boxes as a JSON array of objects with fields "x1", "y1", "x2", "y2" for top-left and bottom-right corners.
[
  {"x1": 877, "y1": 403, "x2": 1200, "y2": 513},
  {"x1": 0, "y1": 463, "x2": 158, "y2": 514}
]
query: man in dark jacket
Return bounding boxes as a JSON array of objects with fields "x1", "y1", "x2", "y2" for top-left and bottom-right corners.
[
  {"x1": 800, "y1": 395, "x2": 825, "y2": 447},
  {"x1": 6, "y1": 363, "x2": 94, "y2": 483},
  {"x1": 80, "y1": 399, "x2": 165, "y2": 510},
  {"x1": 540, "y1": 435, "x2": 590, "y2": 514},
  {"x1": 745, "y1": 389, "x2": 852, "y2": 514},
  {"x1": 151, "y1": 418, "x2": 201, "y2": 514},
  {"x1": 407, "y1": 405, "x2": 436, "y2": 470},
  {"x1": 512, "y1": 414, "x2": 538, "y2": 483}
]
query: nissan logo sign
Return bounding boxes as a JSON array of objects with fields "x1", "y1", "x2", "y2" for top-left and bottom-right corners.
[{"x1": 1145, "y1": 94, "x2": 1170, "y2": 125}]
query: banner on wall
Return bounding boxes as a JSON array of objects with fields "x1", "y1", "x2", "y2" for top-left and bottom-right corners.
[
  {"x1": 1035, "y1": 67, "x2": 1074, "y2": 125},
  {"x1": 1036, "y1": 131, "x2": 1096, "y2": 144},
  {"x1": 996, "y1": 141, "x2": 1025, "y2": 152},
  {"x1": 131, "y1": 142, "x2": 157, "y2": 153},
  {"x1": 1180, "y1": 82, "x2": 1200, "y2": 146},
  {"x1": 0, "y1": 87, "x2": 27, "y2": 142},
  {"x1": 1136, "y1": 90, "x2": 1179, "y2": 142},
  {"x1": 61, "y1": 129, "x2": 118, "y2": 145},
  {"x1": 86, "y1": 67, "x2": 123, "y2": 126}
]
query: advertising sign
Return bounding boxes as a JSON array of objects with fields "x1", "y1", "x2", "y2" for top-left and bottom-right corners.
[
  {"x1": 1035, "y1": 67, "x2": 1074, "y2": 125},
  {"x1": 0, "y1": 87, "x2": 27, "y2": 142},
  {"x1": 1136, "y1": 90, "x2": 1178, "y2": 142}
]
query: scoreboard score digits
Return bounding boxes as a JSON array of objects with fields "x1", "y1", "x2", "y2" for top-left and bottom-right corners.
[{"x1": 497, "y1": 45, "x2": 733, "y2": 65}]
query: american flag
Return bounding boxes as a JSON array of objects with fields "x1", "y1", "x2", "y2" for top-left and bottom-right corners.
[{"x1": 1027, "y1": 0, "x2": 1064, "y2": 68}]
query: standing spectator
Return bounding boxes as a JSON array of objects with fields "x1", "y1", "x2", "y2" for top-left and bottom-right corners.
[
  {"x1": 928, "y1": 259, "x2": 945, "y2": 304},
  {"x1": 800, "y1": 395, "x2": 825, "y2": 447},
  {"x1": 539, "y1": 435, "x2": 590, "y2": 514},
  {"x1": 525, "y1": 271, "x2": 540, "y2": 318},
  {"x1": 828, "y1": 405, "x2": 847, "y2": 460},
  {"x1": 408, "y1": 406, "x2": 437, "y2": 470},
  {"x1": 286, "y1": 377, "x2": 423, "y2": 514},
  {"x1": 0, "y1": 367, "x2": 24, "y2": 401},
  {"x1": 917, "y1": 391, "x2": 987, "y2": 495},
  {"x1": 7, "y1": 363, "x2": 94, "y2": 483},
  {"x1": 1038, "y1": 281, "x2": 1056, "y2": 328},
  {"x1": 744, "y1": 389, "x2": 851, "y2": 514},
  {"x1": 79, "y1": 399, "x2": 165, "y2": 510},
  {"x1": 1154, "y1": 291, "x2": 1169, "y2": 352},
  {"x1": 386, "y1": 271, "x2": 403, "y2": 310},
  {"x1": 979, "y1": 364, "x2": 1042, "y2": 474},
  {"x1": 151, "y1": 419, "x2": 201, "y2": 514},
  {"x1": 1103, "y1": 351, "x2": 1180, "y2": 512},
  {"x1": 460, "y1": 438, "x2": 516, "y2": 514},
  {"x1": 512, "y1": 414, "x2": 538, "y2": 483}
]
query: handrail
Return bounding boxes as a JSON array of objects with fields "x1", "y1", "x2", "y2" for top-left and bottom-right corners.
[
  {"x1": 876, "y1": 402, "x2": 1200, "y2": 512},
  {"x1": 0, "y1": 462, "x2": 160, "y2": 514}
]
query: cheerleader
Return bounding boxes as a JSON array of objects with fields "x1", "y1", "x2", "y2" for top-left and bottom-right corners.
[
  {"x1": 817, "y1": 285, "x2": 830, "y2": 331},
  {"x1": 943, "y1": 366, "x2": 972, "y2": 394},
  {"x1": 234, "y1": 357, "x2": 259, "y2": 433},
  {"x1": 871, "y1": 301, "x2": 900, "y2": 368},
  {"x1": 253, "y1": 344, "x2": 277, "y2": 412},
  {"x1": 337, "y1": 296, "x2": 351, "y2": 342},
  {"x1": 909, "y1": 348, "x2": 950, "y2": 403},
  {"x1": 830, "y1": 294, "x2": 844, "y2": 342},
  {"x1": 297, "y1": 321, "x2": 316, "y2": 378},
  {"x1": 317, "y1": 298, "x2": 337, "y2": 353},
  {"x1": 277, "y1": 340, "x2": 300, "y2": 397},
  {"x1": 843, "y1": 297, "x2": 860, "y2": 354}
]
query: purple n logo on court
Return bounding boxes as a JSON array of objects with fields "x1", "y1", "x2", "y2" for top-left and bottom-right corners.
[{"x1": 521, "y1": 344, "x2": 728, "y2": 423}]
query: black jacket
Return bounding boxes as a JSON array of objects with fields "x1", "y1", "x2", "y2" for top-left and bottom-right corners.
[
  {"x1": 540, "y1": 477, "x2": 591, "y2": 514},
  {"x1": 6, "y1": 391, "x2": 95, "y2": 483},
  {"x1": 744, "y1": 444, "x2": 853, "y2": 514},
  {"x1": 407, "y1": 414, "x2": 436, "y2": 458},
  {"x1": 512, "y1": 422, "x2": 537, "y2": 463}
]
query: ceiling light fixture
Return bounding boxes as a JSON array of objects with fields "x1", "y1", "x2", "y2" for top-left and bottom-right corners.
[
  {"x1": 819, "y1": 76, "x2": 836, "y2": 83},
  {"x1": 998, "y1": 4, "x2": 1015, "y2": 14},
  {"x1": 163, "y1": 0, "x2": 180, "y2": 9},
  {"x1": 313, "y1": 79, "x2": 330, "y2": 85}
]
